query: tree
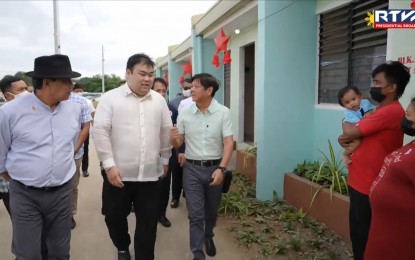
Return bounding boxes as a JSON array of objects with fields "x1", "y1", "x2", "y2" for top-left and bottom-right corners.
[
  {"x1": 76, "y1": 74, "x2": 124, "y2": 93},
  {"x1": 14, "y1": 71, "x2": 33, "y2": 85}
]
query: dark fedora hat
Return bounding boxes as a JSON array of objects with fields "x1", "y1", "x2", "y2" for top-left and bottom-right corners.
[{"x1": 26, "y1": 54, "x2": 81, "y2": 78}]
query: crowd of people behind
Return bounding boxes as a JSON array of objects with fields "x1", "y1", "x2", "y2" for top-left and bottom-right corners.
[
  {"x1": 0, "y1": 53, "x2": 414, "y2": 260},
  {"x1": 0, "y1": 53, "x2": 233, "y2": 260}
]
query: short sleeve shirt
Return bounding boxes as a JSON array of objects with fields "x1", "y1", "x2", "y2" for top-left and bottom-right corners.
[
  {"x1": 348, "y1": 101, "x2": 405, "y2": 194},
  {"x1": 344, "y1": 99, "x2": 375, "y2": 123},
  {"x1": 177, "y1": 99, "x2": 233, "y2": 160},
  {"x1": 365, "y1": 142, "x2": 415, "y2": 259}
]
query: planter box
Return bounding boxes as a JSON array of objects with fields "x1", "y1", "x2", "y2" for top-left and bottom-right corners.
[
  {"x1": 235, "y1": 150, "x2": 256, "y2": 183},
  {"x1": 283, "y1": 173, "x2": 350, "y2": 241}
]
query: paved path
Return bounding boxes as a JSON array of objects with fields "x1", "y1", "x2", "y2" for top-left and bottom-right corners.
[{"x1": 0, "y1": 141, "x2": 248, "y2": 260}]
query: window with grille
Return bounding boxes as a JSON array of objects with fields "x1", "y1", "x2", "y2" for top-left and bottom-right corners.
[
  {"x1": 318, "y1": 0, "x2": 388, "y2": 104},
  {"x1": 224, "y1": 60, "x2": 231, "y2": 108}
]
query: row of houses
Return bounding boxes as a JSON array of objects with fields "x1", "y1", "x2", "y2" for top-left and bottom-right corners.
[{"x1": 155, "y1": 0, "x2": 415, "y2": 201}]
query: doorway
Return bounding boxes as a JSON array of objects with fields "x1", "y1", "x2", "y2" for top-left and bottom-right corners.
[{"x1": 243, "y1": 43, "x2": 255, "y2": 142}]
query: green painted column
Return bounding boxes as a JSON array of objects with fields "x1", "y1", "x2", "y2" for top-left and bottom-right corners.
[
  {"x1": 192, "y1": 30, "x2": 203, "y2": 74},
  {"x1": 168, "y1": 58, "x2": 183, "y2": 101},
  {"x1": 256, "y1": 0, "x2": 318, "y2": 200},
  {"x1": 200, "y1": 39, "x2": 224, "y2": 104},
  {"x1": 155, "y1": 68, "x2": 162, "y2": 78}
]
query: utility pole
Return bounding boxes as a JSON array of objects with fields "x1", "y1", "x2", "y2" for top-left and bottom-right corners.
[
  {"x1": 102, "y1": 45, "x2": 105, "y2": 93},
  {"x1": 53, "y1": 0, "x2": 61, "y2": 54}
]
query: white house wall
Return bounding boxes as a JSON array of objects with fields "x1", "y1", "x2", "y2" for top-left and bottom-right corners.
[{"x1": 387, "y1": 0, "x2": 415, "y2": 144}]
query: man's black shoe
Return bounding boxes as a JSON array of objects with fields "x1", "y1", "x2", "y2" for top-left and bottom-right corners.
[
  {"x1": 158, "y1": 216, "x2": 171, "y2": 227},
  {"x1": 118, "y1": 250, "x2": 131, "y2": 260},
  {"x1": 170, "y1": 199, "x2": 179, "y2": 208},
  {"x1": 205, "y1": 239, "x2": 216, "y2": 257},
  {"x1": 71, "y1": 217, "x2": 76, "y2": 230},
  {"x1": 82, "y1": 170, "x2": 89, "y2": 177}
]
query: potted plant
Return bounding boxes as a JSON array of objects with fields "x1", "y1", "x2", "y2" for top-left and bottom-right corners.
[
  {"x1": 235, "y1": 144, "x2": 257, "y2": 183},
  {"x1": 283, "y1": 140, "x2": 350, "y2": 241}
]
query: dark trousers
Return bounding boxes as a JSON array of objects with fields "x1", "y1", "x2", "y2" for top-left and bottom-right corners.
[
  {"x1": 349, "y1": 186, "x2": 371, "y2": 260},
  {"x1": 183, "y1": 163, "x2": 223, "y2": 260},
  {"x1": 101, "y1": 165, "x2": 109, "y2": 215},
  {"x1": 9, "y1": 179, "x2": 72, "y2": 260},
  {"x1": 159, "y1": 171, "x2": 171, "y2": 217},
  {"x1": 81, "y1": 134, "x2": 89, "y2": 172},
  {"x1": 0, "y1": 192, "x2": 10, "y2": 216},
  {"x1": 170, "y1": 149, "x2": 184, "y2": 201},
  {"x1": 104, "y1": 178, "x2": 162, "y2": 260}
]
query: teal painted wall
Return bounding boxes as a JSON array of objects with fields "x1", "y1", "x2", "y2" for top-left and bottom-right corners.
[
  {"x1": 167, "y1": 59, "x2": 183, "y2": 100},
  {"x1": 192, "y1": 31, "x2": 203, "y2": 74},
  {"x1": 312, "y1": 107, "x2": 345, "y2": 161},
  {"x1": 155, "y1": 68, "x2": 162, "y2": 78},
  {"x1": 257, "y1": 0, "x2": 318, "y2": 200},
  {"x1": 201, "y1": 39, "x2": 224, "y2": 104}
]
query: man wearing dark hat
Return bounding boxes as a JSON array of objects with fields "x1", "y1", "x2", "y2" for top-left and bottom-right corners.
[{"x1": 0, "y1": 54, "x2": 82, "y2": 259}]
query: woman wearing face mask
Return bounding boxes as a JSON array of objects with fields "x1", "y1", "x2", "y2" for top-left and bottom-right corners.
[{"x1": 365, "y1": 97, "x2": 415, "y2": 260}]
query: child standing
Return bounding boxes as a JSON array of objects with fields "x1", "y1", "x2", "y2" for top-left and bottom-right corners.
[{"x1": 338, "y1": 86, "x2": 375, "y2": 164}]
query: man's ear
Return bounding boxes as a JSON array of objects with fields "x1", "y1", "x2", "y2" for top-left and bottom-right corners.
[
  {"x1": 388, "y1": 83, "x2": 397, "y2": 94},
  {"x1": 4, "y1": 92, "x2": 14, "y2": 101},
  {"x1": 43, "y1": 79, "x2": 52, "y2": 88},
  {"x1": 207, "y1": 86, "x2": 214, "y2": 96}
]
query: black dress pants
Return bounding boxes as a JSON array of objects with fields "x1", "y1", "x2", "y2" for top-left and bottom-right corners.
[
  {"x1": 349, "y1": 186, "x2": 371, "y2": 260},
  {"x1": 101, "y1": 165, "x2": 109, "y2": 215},
  {"x1": 104, "y1": 179, "x2": 162, "y2": 260},
  {"x1": 0, "y1": 192, "x2": 10, "y2": 216},
  {"x1": 159, "y1": 171, "x2": 171, "y2": 217},
  {"x1": 81, "y1": 134, "x2": 89, "y2": 172},
  {"x1": 170, "y1": 149, "x2": 184, "y2": 201}
]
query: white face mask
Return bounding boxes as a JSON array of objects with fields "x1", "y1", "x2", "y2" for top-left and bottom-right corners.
[
  {"x1": 182, "y1": 89, "x2": 191, "y2": 98},
  {"x1": 9, "y1": 90, "x2": 29, "y2": 99},
  {"x1": 75, "y1": 92, "x2": 83, "y2": 96}
]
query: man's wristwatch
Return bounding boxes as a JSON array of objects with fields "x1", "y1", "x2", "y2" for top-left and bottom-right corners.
[{"x1": 218, "y1": 166, "x2": 227, "y2": 173}]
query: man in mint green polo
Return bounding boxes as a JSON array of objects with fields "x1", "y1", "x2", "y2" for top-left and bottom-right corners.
[{"x1": 170, "y1": 73, "x2": 234, "y2": 260}]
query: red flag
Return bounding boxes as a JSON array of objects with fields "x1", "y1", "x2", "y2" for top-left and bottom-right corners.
[
  {"x1": 181, "y1": 59, "x2": 192, "y2": 76},
  {"x1": 223, "y1": 51, "x2": 232, "y2": 65},
  {"x1": 214, "y1": 28, "x2": 230, "y2": 54},
  {"x1": 212, "y1": 54, "x2": 220, "y2": 68},
  {"x1": 164, "y1": 71, "x2": 169, "y2": 87}
]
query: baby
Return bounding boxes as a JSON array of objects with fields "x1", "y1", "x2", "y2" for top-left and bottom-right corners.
[{"x1": 338, "y1": 86, "x2": 375, "y2": 164}]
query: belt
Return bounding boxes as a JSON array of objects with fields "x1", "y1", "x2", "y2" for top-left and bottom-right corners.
[
  {"x1": 15, "y1": 180, "x2": 68, "y2": 192},
  {"x1": 186, "y1": 159, "x2": 221, "y2": 167}
]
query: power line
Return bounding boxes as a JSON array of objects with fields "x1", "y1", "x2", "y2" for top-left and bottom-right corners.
[{"x1": 79, "y1": 2, "x2": 93, "y2": 28}]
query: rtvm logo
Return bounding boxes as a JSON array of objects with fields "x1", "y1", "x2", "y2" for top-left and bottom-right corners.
[{"x1": 366, "y1": 10, "x2": 415, "y2": 29}]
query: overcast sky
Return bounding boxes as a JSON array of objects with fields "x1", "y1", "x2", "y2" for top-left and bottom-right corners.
[{"x1": 0, "y1": 1, "x2": 216, "y2": 79}]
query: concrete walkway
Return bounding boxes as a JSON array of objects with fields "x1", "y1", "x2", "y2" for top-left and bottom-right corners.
[{"x1": 0, "y1": 141, "x2": 248, "y2": 260}]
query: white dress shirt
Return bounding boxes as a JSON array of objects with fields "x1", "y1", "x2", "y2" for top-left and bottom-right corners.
[
  {"x1": 178, "y1": 96, "x2": 194, "y2": 114},
  {"x1": 92, "y1": 84, "x2": 172, "y2": 182},
  {"x1": 86, "y1": 98, "x2": 95, "y2": 114}
]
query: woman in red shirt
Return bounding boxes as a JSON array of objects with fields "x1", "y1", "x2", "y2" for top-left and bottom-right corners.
[{"x1": 365, "y1": 97, "x2": 415, "y2": 259}]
